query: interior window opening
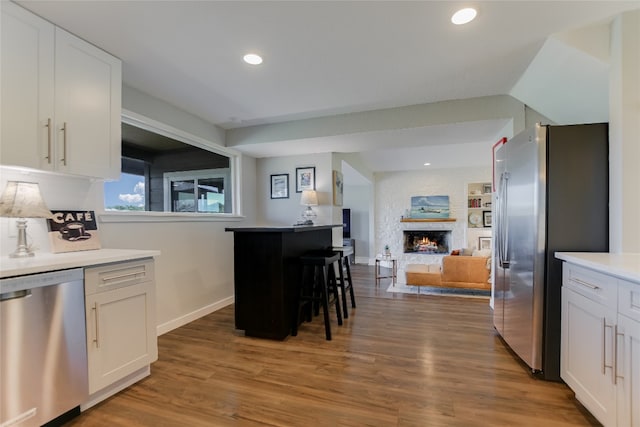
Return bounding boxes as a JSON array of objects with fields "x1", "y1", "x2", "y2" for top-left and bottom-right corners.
[{"x1": 104, "y1": 121, "x2": 235, "y2": 214}]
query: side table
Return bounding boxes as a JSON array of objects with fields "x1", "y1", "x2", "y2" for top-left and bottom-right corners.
[{"x1": 375, "y1": 256, "x2": 397, "y2": 286}]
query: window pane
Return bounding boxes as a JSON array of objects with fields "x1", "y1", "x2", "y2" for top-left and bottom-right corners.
[
  {"x1": 171, "y1": 180, "x2": 195, "y2": 212},
  {"x1": 104, "y1": 121, "x2": 237, "y2": 215},
  {"x1": 104, "y1": 172, "x2": 146, "y2": 211},
  {"x1": 197, "y1": 178, "x2": 224, "y2": 213}
]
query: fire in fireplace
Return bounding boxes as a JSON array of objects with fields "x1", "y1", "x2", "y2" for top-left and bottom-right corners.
[{"x1": 403, "y1": 230, "x2": 451, "y2": 254}]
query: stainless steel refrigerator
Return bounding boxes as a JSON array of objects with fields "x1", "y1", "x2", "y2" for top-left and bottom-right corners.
[{"x1": 493, "y1": 123, "x2": 609, "y2": 381}]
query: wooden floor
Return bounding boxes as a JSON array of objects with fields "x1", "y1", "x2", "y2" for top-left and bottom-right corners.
[{"x1": 68, "y1": 264, "x2": 600, "y2": 427}]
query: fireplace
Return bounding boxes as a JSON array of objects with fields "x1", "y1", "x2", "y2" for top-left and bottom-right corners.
[{"x1": 403, "y1": 230, "x2": 451, "y2": 254}]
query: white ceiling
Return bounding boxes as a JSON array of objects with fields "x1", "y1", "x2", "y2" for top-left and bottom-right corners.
[{"x1": 16, "y1": 0, "x2": 639, "y2": 175}]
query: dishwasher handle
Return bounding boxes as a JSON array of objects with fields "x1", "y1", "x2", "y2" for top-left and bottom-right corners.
[{"x1": 0, "y1": 289, "x2": 31, "y2": 301}]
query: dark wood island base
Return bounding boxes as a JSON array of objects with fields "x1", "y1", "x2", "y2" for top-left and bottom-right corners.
[{"x1": 225, "y1": 224, "x2": 342, "y2": 340}]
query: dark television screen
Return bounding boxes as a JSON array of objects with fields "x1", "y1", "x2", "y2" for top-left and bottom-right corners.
[{"x1": 342, "y1": 208, "x2": 351, "y2": 238}]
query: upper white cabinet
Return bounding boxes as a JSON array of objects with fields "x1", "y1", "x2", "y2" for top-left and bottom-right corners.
[{"x1": 1, "y1": 2, "x2": 121, "y2": 180}]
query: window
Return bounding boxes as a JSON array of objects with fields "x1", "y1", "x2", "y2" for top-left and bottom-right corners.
[
  {"x1": 163, "y1": 169, "x2": 231, "y2": 213},
  {"x1": 104, "y1": 112, "x2": 240, "y2": 217},
  {"x1": 104, "y1": 172, "x2": 146, "y2": 211}
]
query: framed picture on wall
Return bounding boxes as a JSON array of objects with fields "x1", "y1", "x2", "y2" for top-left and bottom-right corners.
[
  {"x1": 478, "y1": 236, "x2": 491, "y2": 250},
  {"x1": 333, "y1": 170, "x2": 343, "y2": 206},
  {"x1": 270, "y1": 174, "x2": 289, "y2": 199},
  {"x1": 483, "y1": 210, "x2": 492, "y2": 227},
  {"x1": 296, "y1": 166, "x2": 315, "y2": 192}
]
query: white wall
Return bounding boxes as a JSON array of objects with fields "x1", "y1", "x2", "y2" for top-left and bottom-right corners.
[
  {"x1": 256, "y1": 153, "x2": 333, "y2": 226},
  {"x1": 343, "y1": 183, "x2": 371, "y2": 262},
  {"x1": 609, "y1": 10, "x2": 640, "y2": 253},
  {"x1": 375, "y1": 166, "x2": 492, "y2": 283}
]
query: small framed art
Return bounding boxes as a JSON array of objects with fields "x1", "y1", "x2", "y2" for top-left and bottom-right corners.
[
  {"x1": 333, "y1": 170, "x2": 343, "y2": 206},
  {"x1": 296, "y1": 166, "x2": 315, "y2": 192},
  {"x1": 270, "y1": 174, "x2": 289, "y2": 199},
  {"x1": 478, "y1": 236, "x2": 491, "y2": 250},
  {"x1": 47, "y1": 210, "x2": 101, "y2": 253},
  {"x1": 483, "y1": 210, "x2": 492, "y2": 227}
]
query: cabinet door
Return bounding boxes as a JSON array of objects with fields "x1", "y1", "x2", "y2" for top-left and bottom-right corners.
[
  {"x1": 561, "y1": 287, "x2": 617, "y2": 426},
  {"x1": 616, "y1": 314, "x2": 640, "y2": 427},
  {"x1": 1, "y1": 2, "x2": 55, "y2": 170},
  {"x1": 54, "y1": 28, "x2": 122, "y2": 179},
  {"x1": 85, "y1": 282, "x2": 157, "y2": 394},
  {"x1": 617, "y1": 280, "x2": 640, "y2": 427}
]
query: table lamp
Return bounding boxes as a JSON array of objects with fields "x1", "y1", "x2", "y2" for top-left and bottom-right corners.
[
  {"x1": 300, "y1": 190, "x2": 318, "y2": 225},
  {"x1": 0, "y1": 181, "x2": 53, "y2": 258}
]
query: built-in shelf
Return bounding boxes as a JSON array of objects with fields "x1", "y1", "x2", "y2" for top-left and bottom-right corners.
[{"x1": 400, "y1": 218, "x2": 457, "y2": 223}]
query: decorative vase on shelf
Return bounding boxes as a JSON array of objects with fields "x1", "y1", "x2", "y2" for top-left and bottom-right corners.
[{"x1": 384, "y1": 245, "x2": 391, "y2": 257}]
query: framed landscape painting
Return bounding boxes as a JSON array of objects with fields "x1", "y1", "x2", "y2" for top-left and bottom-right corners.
[{"x1": 409, "y1": 195, "x2": 450, "y2": 219}]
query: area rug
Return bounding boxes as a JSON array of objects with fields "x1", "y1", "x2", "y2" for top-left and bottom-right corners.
[{"x1": 386, "y1": 283, "x2": 490, "y2": 299}]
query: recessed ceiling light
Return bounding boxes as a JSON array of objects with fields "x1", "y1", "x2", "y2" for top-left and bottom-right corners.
[
  {"x1": 243, "y1": 53, "x2": 263, "y2": 65},
  {"x1": 424, "y1": 162, "x2": 431, "y2": 166},
  {"x1": 451, "y1": 7, "x2": 477, "y2": 25}
]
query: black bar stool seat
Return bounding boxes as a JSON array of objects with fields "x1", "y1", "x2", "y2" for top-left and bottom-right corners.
[{"x1": 292, "y1": 250, "x2": 343, "y2": 340}]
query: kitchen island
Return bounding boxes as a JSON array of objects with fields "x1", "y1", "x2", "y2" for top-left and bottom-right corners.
[{"x1": 225, "y1": 224, "x2": 342, "y2": 340}]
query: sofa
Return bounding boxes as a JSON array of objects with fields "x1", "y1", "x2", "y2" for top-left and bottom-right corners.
[{"x1": 405, "y1": 254, "x2": 491, "y2": 290}]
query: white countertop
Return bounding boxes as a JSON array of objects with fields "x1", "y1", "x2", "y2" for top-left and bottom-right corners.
[
  {"x1": 0, "y1": 248, "x2": 161, "y2": 279},
  {"x1": 555, "y1": 252, "x2": 640, "y2": 283}
]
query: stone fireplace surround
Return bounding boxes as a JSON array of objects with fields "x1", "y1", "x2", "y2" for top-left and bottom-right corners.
[{"x1": 379, "y1": 220, "x2": 465, "y2": 285}]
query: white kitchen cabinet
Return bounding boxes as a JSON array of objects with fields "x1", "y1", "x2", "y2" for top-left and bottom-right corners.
[
  {"x1": 84, "y1": 258, "x2": 157, "y2": 396},
  {"x1": 561, "y1": 262, "x2": 640, "y2": 427},
  {"x1": 617, "y1": 280, "x2": 640, "y2": 427},
  {"x1": 562, "y1": 285, "x2": 617, "y2": 426},
  {"x1": 1, "y1": 2, "x2": 121, "y2": 179}
]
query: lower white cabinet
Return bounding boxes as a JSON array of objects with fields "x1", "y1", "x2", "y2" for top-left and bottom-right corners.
[
  {"x1": 617, "y1": 280, "x2": 640, "y2": 427},
  {"x1": 84, "y1": 258, "x2": 157, "y2": 396},
  {"x1": 561, "y1": 263, "x2": 640, "y2": 427}
]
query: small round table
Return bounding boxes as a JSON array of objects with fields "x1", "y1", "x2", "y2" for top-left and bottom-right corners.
[{"x1": 375, "y1": 255, "x2": 397, "y2": 286}]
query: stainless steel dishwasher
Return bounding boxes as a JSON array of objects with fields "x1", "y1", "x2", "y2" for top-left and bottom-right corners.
[{"x1": 1, "y1": 268, "x2": 88, "y2": 427}]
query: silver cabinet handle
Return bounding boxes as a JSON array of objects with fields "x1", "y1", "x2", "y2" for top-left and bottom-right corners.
[
  {"x1": 572, "y1": 278, "x2": 600, "y2": 290},
  {"x1": 0, "y1": 289, "x2": 31, "y2": 301},
  {"x1": 603, "y1": 318, "x2": 613, "y2": 375},
  {"x1": 61, "y1": 122, "x2": 67, "y2": 166},
  {"x1": 614, "y1": 325, "x2": 624, "y2": 385},
  {"x1": 101, "y1": 271, "x2": 144, "y2": 284},
  {"x1": 45, "y1": 118, "x2": 52, "y2": 164},
  {"x1": 92, "y1": 302, "x2": 100, "y2": 348}
]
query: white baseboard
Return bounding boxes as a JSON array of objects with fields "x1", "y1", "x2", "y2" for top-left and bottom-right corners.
[
  {"x1": 156, "y1": 295, "x2": 234, "y2": 336},
  {"x1": 354, "y1": 256, "x2": 370, "y2": 265}
]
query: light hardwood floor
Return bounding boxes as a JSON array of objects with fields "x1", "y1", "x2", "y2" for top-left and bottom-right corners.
[{"x1": 68, "y1": 264, "x2": 600, "y2": 426}]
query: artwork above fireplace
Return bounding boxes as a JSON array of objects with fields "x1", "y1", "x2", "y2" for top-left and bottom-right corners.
[{"x1": 403, "y1": 230, "x2": 451, "y2": 254}]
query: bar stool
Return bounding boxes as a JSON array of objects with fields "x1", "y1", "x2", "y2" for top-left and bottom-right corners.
[
  {"x1": 292, "y1": 250, "x2": 343, "y2": 340},
  {"x1": 332, "y1": 246, "x2": 356, "y2": 318}
]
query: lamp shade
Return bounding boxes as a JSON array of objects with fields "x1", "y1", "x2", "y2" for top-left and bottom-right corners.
[
  {"x1": 300, "y1": 190, "x2": 318, "y2": 206},
  {"x1": 0, "y1": 181, "x2": 53, "y2": 218}
]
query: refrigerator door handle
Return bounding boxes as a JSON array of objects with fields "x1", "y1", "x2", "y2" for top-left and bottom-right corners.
[{"x1": 497, "y1": 171, "x2": 510, "y2": 269}]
